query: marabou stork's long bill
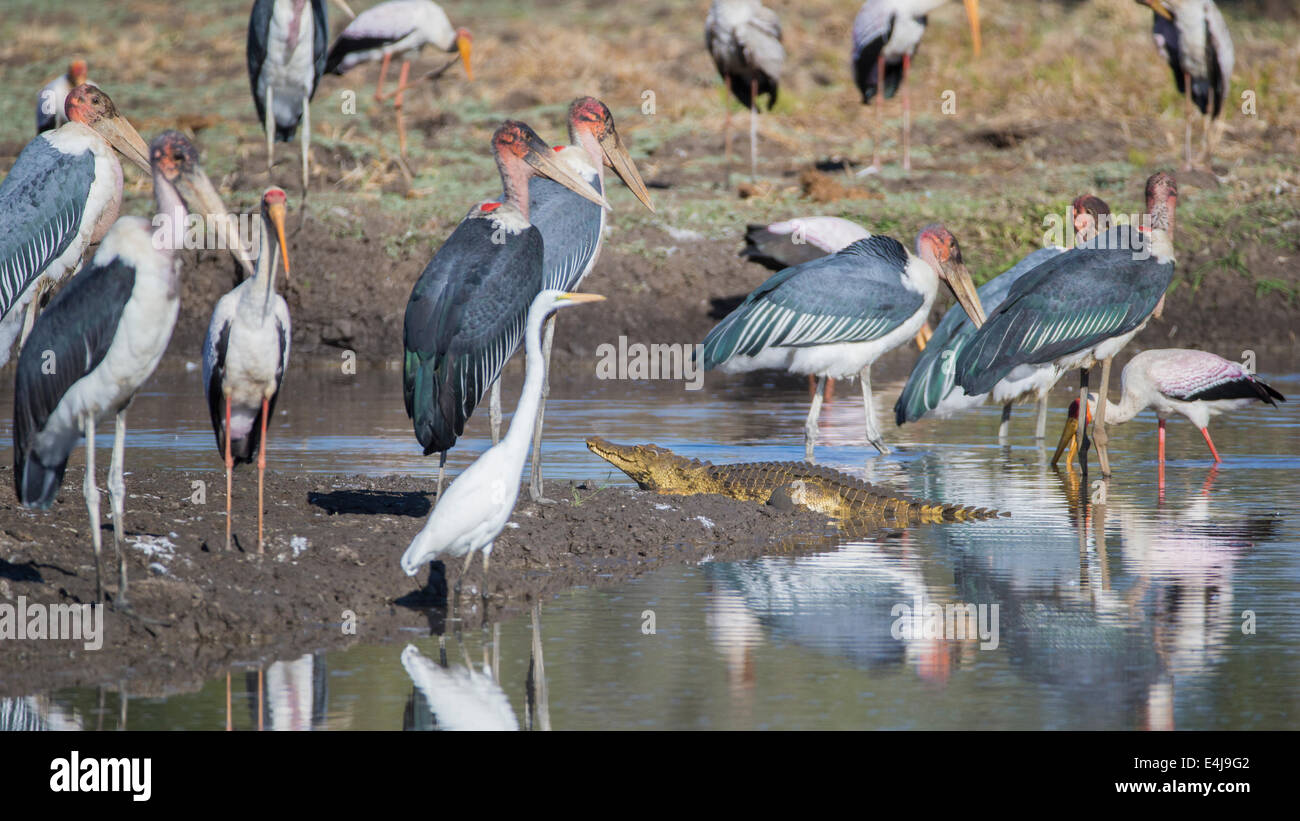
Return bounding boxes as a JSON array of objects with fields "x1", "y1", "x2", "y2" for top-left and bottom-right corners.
[
  {"x1": 247, "y1": 0, "x2": 338, "y2": 194},
  {"x1": 523, "y1": 97, "x2": 654, "y2": 504},
  {"x1": 895, "y1": 195, "x2": 1112, "y2": 440},
  {"x1": 956, "y1": 172, "x2": 1179, "y2": 477},
  {"x1": 0, "y1": 84, "x2": 150, "y2": 368},
  {"x1": 325, "y1": 0, "x2": 472, "y2": 157},
  {"x1": 1052, "y1": 349, "x2": 1285, "y2": 484},
  {"x1": 705, "y1": 0, "x2": 785, "y2": 182},
  {"x1": 403, "y1": 121, "x2": 606, "y2": 497},
  {"x1": 852, "y1": 0, "x2": 981, "y2": 172},
  {"x1": 203, "y1": 188, "x2": 293, "y2": 555},
  {"x1": 701, "y1": 224, "x2": 985, "y2": 460},
  {"x1": 1136, "y1": 0, "x2": 1233, "y2": 171},
  {"x1": 13, "y1": 132, "x2": 231, "y2": 607},
  {"x1": 402, "y1": 290, "x2": 606, "y2": 599},
  {"x1": 36, "y1": 60, "x2": 92, "y2": 134}
]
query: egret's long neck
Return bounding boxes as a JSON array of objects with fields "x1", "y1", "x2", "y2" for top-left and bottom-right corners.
[{"x1": 501, "y1": 303, "x2": 550, "y2": 462}]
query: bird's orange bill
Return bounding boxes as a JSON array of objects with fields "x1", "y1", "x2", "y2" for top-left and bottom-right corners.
[
  {"x1": 267, "y1": 199, "x2": 291, "y2": 281},
  {"x1": 95, "y1": 112, "x2": 151, "y2": 173},
  {"x1": 914, "y1": 321, "x2": 933, "y2": 351},
  {"x1": 457, "y1": 32, "x2": 473, "y2": 81},
  {"x1": 522, "y1": 132, "x2": 610, "y2": 209},
  {"x1": 557, "y1": 292, "x2": 606, "y2": 304},
  {"x1": 940, "y1": 261, "x2": 987, "y2": 328},
  {"x1": 964, "y1": 0, "x2": 982, "y2": 58},
  {"x1": 598, "y1": 126, "x2": 654, "y2": 213},
  {"x1": 1051, "y1": 414, "x2": 1079, "y2": 467},
  {"x1": 1145, "y1": 1, "x2": 1174, "y2": 21}
]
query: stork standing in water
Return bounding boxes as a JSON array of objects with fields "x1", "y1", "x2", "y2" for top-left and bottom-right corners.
[
  {"x1": 705, "y1": 0, "x2": 785, "y2": 182},
  {"x1": 0, "y1": 85, "x2": 150, "y2": 368},
  {"x1": 36, "y1": 60, "x2": 92, "y2": 134},
  {"x1": 1135, "y1": 0, "x2": 1233, "y2": 171},
  {"x1": 403, "y1": 122, "x2": 606, "y2": 498},
  {"x1": 325, "y1": 0, "x2": 472, "y2": 158},
  {"x1": 956, "y1": 173, "x2": 1179, "y2": 477},
  {"x1": 895, "y1": 195, "x2": 1112, "y2": 440},
  {"x1": 523, "y1": 97, "x2": 654, "y2": 504},
  {"x1": 202, "y1": 188, "x2": 293, "y2": 555},
  {"x1": 13, "y1": 132, "x2": 231, "y2": 607},
  {"x1": 402, "y1": 289, "x2": 606, "y2": 598},
  {"x1": 701, "y1": 225, "x2": 986, "y2": 460},
  {"x1": 851, "y1": 0, "x2": 981, "y2": 172},
  {"x1": 1052, "y1": 349, "x2": 1285, "y2": 487}
]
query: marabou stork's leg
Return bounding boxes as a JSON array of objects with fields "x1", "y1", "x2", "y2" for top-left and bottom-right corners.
[
  {"x1": 225, "y1": 396, "x2": 234, "y2": 552},
  {"x1": 265, "y1": 85, "x2": 275, "y2": 175},
  {"x1": 1076, "y1": 368, "x2": 1091, "y2": 475},
  {"x1": 436, "y1": 451, "x2": 446, "y2": 499},
  {"x1": 1093, "y1": 357, "x2": 1113, "y2": 477},
  {"x1": 749, "y1": 77, "x2": 759, "y2": 179},
  {"x1": 300, "y1": 98, "x2": 311, "y2": 197},
  {"x1": 901, "y1": 53, "x2": 912, "y2": 173},
  {"x1": 722, "y1": 75, "x2": 733, "y2": 187},
  {"x1": 998, "y1": 402, "x2": 1012, "y2": 441},
  {"x1": 1182, "y1": 72, "x2": 1193, "y2": 172},
  {"x1": 394, "y1": 59, "x2": 411, "y2": 159},
  {"x1": 873, "y1": 54, "x2": 885, "y2": 169},
  {"x1": 19, "y1": 280, "x2": 46, "y2": 347},
  {"x1": 373, "y1": 51, "x2": 392, "y2": 101},
  {"x1": 860, "y1": 365, "x2": 890, "y2": 455},
  {"x1": 1202, "y1": 88, "x2": 1217, "y2": 169},
  {"x1": 1200, "y1": 426, "x2": 1222, "y2": 463},
  {"x1": 489, "y1": 379, "x2": 502, "y2": 445},
  {"x1": 528, "y1": 316, "x2": 557, "y2": 504},
  {"x1": 108, "y1": 407, "x2": 128, "y2": 606},
  {"x1": 805, "y1": 375, "x2": 827, "y2": 462},
  {"x1": 258, "y1": 397, "x2": 268, "y2": 555},
  {"x1": 84, "y1": 416, "x2": 104, "y2": 603},
  {"x1": 1035, "y1": 395, "x2": 1048, "y2": 440}
]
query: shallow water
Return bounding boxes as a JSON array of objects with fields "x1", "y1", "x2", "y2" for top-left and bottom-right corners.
[{"x1": 2, "y1": 355, "x2": 1298, "y2": 730}]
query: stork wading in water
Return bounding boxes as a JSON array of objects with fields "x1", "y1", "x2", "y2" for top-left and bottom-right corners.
[
  {"x1": 202, "y1": 188, "x2": 293, "y2": 555},
  {"x1": 895, "y1": 195, "x2": 1112, "y2": 440},
  {"x1": 13, "y1": 132, "x2": 232, "y2": 607},
  {"x1": 36, "y1": 60, "x2": 93, "y2": 134},
  {"x1": 325, "y1": 0, "x2": 472, "y2": 158},
  {"x1": 0, "y1": 84, "x2": 150, "y2": 369},
  {"x1": 705, "y1": 0, "x2": 785, "y2": 182},
  {"x1": 1135, "y1": 0, "x2": 1233, "y2": 171},
  {"x1": 1052, "y1": 349, "x2": 1285, "y2": 487},
  {"x1": 403, "y1": 122, "x2": 606, "y2": 498},
  {"x1": 701, "y1": 225, "x2": 985, "y2": 460},
  {"x1": 521, "y1": 97, "x2": 654, "y2": 504},
  {"x1": 401, "y1": 290, "x2": 606, "y2": 600},
  {"x1": 956, "y1": 173, "x2": 1179, "y2": 477},
  {"x1": 851, "y1": 0, "x2": 981, "y2": 172}
]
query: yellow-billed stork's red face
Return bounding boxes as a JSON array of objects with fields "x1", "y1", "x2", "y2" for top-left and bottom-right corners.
[
  {"x1": 456, "y1": 28, "x2": 473, "y2": 81},
  {"x1": 68, "y1": 59, "x2": 88, "y2": 86},
  {"x1": 263, "y1": 187, "x2": 291, "y2": 278},
  {"x1": 66, "y1": 84, "x2": 151, "y2": 171}
]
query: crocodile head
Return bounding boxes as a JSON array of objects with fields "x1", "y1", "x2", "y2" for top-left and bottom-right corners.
[{"x1": 586, "y1": 437, "x2": 704, "y2": 492}]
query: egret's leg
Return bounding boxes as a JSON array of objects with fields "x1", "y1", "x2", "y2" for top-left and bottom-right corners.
[
  {"x1": 265, "y1": 85, "x2": 275, "y2": 175},
  {"x1": 225, "y1": 396, "x2": 234, "y2": 552},
  {"x1": 258, "y1": 397, "x2": 268, "y2": 555},
  {"x1": 1183, "y1": 72, "x2": 1193, "y2": 171},
  {"x1": 489, "y1": 379, "x2": 502, "y2": 445},
  {"x1": 454, "y1": 549, "x2": 474, "y2": 596},
  {"x1": 300, "y1": 98, "x2": 311, "y2": 199},
  {"x1": 109, "y1": 407, "x2": 128, "y2": 607},
  {"x1": 998, "y1": 402, "x2": 1012, "y2": 442},
  {"x1": 873, "y1": 54, "x2": 885, "y2": 169},
  {"x1": 805, "y1": 376, "x2": 827, "y2": 462},
  {"x1": 1094, "y1": 357, "x2": 1113, "y2": 477},
  {"x1": 373, "y1": 51, "x2": 392, "y2": 101},
  {"x1": 436, "y1": 451, "x2": 446, "y2": 499},
  {"x1": 861, "y1": 365, "x2": 890, "y2": 455},
  {"x1": 529, "y1": 316, "x2": 557, "y2": 504},
  {"x1": 84, "y1": 417, "x2": 103, "y2": 603},
  {"x1": 1200, "y1": 427, "x2": 1222, "y2": 463},
  {"x1": 901, "y1": 53, "x2": 912, "y2": 172},
  {"x1": 481, "y1": 547, "x2": 491, "y2": 602},
  {"x1": 394, "y1": 59, "x2": 411, "y2": 158},
  {"x1": 1076, "y1": 368, "x2": 1091, "y2": 475},
  {"x1": 1035, "y1": 395, "x2": 1048, "y2": 440},
  {"x1": 749, "y1": 77, "x2": 758, "y2": 180}
]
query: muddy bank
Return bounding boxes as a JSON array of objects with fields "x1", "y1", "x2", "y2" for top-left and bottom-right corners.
[{"x1": 0, "y1": 464, "x2": 863, "y2": 697}]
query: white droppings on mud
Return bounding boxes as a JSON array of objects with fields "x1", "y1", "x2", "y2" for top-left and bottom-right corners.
[
  {"x1": 662, "y1": 224, "x2": 704, "y2": 242},
  {"x1": 654, "y1": 504, "x2": 674, "y2": 511},
  {"x1": 695, "y1": 516, "x2": 715, "y2": 529},
  {"x1": 148, "y1": 562, "x2": 169, "y2": 576},
  {"x1": 506, "y1": 522, "x2": 520, "y2": 529},
  {"x1": 132, "y1": 535, "x2": 176, "y2": 562},
  {"x1": 291, "y1": 536, "x2": 309, "y2": 558}
]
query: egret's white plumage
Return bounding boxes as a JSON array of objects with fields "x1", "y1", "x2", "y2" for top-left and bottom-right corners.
[{"x1": 401, "y1": 644, "x2": 518, "y2": 731}]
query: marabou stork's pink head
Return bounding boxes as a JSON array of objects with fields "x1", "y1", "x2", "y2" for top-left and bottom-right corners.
[
  {"x1": 1145, "y1": 171, "x2": 1177, "y2": 237},
  {"x1": 1071, "y1": 195, "x2": 1112, "y2": 245},
  {"x1": 916, "y1": 223, "x2": 986, "y2": 328},
  {"x1": 455, "y1": 28, "x2": 473, "y2": 81},
  {"x1": 568, "y1": 96, "x2": 655, "y2": 213},
  {"x1": 68, "y1": 59, "x2": 88, "y2": 86},
  {"x1": 65, "y1": 84, "x2": 150, "y2": 172},
  {"x1": 492, "y1": 121, "x2": 608, "y2": 213}
]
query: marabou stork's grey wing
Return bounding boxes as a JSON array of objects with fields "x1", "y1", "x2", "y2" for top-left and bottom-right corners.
[
  {"x1": 851, "y1": 1, "x2": 893, "y2": 102},
  {"x1": 703, "y1": 235, "x2": 922, "y2": 369},
  {"x1": 894, "y1": 246, "x2": 1064, "y2": 424},
  {"x1": 1205, "y1": 0, "x2": 1234, "y2": 118},
  {"x1": 312, "y1": 0, "x2": 330, "y2": 92},
  {"x1": 737, "y1": 3, "x2": 785, "y2": 103},
  {"x1": 528, "y1": 175, "x2": 604, "y2": 292},
  {"x1": 1151, "y1": 13, "x2": 1186, "y2": 97},
  {"x1": 0, "y1": 138, "x2": 93, "y2": 320},
  {"x1": 954, "y1": 230, "x2": 1175, "y2": 395},
  {"x1": 248, "y1": 0, "x2": 273, "y2": 121}
]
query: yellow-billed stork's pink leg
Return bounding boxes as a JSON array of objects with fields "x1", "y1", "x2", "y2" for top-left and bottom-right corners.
[
  {"x1": 258, "y1": 397, "x2": 268, "y2": 555},
  {"x1": 1094, "y1": 357, "x2": 1113, "y2": 477},
  {"x1": 373, "y1": 51, "x2": 392, "y2": 101},
  {"x1": 1201, "y1": 427, "x2": 1222, "y2": 463},
  {"x1": 395, "y1": 59, "x2": 411, "y2": 158},
  {"x1": 225, "y1": 396, "x2": 233, "y2": 552}
]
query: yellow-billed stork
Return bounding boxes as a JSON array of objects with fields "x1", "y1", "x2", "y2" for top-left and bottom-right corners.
[{"x1": 36, "y1": 59, "x2": 93, "y2": 134}]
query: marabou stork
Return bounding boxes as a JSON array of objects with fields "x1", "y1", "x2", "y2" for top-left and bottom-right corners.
[
  {"x1": 13, "y1": 131, "x2": 231, "y2": 606},
  {"x1": 1052, "y1": 349, "x2": 1285, "y2": 477},
  {"x1": 955, "y1": 172, "x2": 1179, "y2": 477},
  {"x1": 0, "y1": 84, "x2": 150, "y2": 368},
  {"x1": 202, "y1": 188, "x2": 293, "y2": 555},
  {"x1": 247, "y1": 0, "x2": 345, "y2": 194},
  {"x1": 852, "y1": 0, "x2": 981, "y2": 172},
  {"x1": 36, "y1": 60, "x2": 92, "y2": 134},
  {"x1": 894, "y1": 195, "x2": 1112, "y2": 440},
  {"x1": 705, "y1": 0, "x2": 785, "y2": 182},
  {"x1": 523, "y1": 97, "x2": 655, "y2": 504},
  {"x1": 325, "y1": 0, "x2": 472, "y2": 157},
  {"x1": 701, "y1": 224, "x2": 985, "y2": 460},
  {"x1": 1135, "y1": 0, "x2": 1233, "y2": 171},
  {"x1": 402, "y1": 121, "x2": 606, "y2": 498},
  {"x1": 401, "y1": 289, "x2": 606, "y2": 597}
]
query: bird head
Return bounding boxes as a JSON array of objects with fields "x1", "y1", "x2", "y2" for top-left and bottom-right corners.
[
  {"x1": 64, "y1": 84, "x2": 150, "y2": 172},
  {"x1": 537, "y1": 289, "x2": 606, "y2": 322},
  {"x1": 493, "y1": 120, "x2": 608, "y2": 209},
  {"x1": 1145, "y1": 171, "x2": 1178, "y2": 237},
  {"x1": 151, "y1": 131, "x2": 238, "y2": 254},
  {"x1": 68, "y1": 59, "x2": 88, "y2": 86},
  {"x1": 1051, "y1": 395, "x2": 1097, "y2": 467},
  {"x1": 261, "y1": 187, "x2": 291, "y2": 284},
  {"x1": 569, "y1": 96, "x2": 655, "y2": 213},
  {"x1": 1071, "y1": 194, "x2": 1112, "y2": 246},
  {"x1": 916, "y1": 223, "x2": 986, "y2": 328},
  {"x1": 456, "y1": 27, "x2": 473, "y2": 81},
  {"x1": 1136, "y1": 1, "x2": 1175, "y2": 21}
]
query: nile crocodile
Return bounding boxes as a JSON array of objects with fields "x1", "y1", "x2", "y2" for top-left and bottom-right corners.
[{"x1": 586, "y1": 437, "x2": 1006, "y2": 524}]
